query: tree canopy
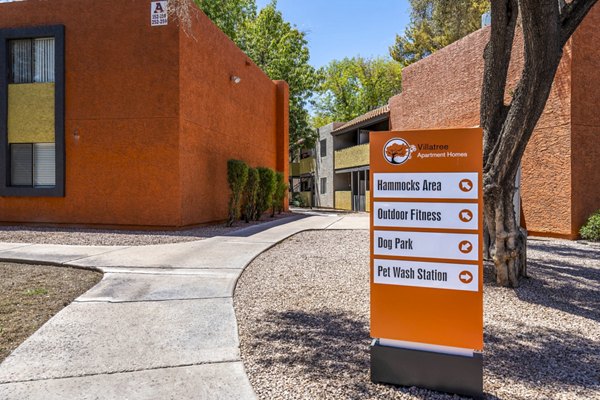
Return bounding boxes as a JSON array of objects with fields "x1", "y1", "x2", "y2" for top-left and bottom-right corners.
[
  {"x1": 312, "y1": 57, "x2": 402, "y2": 127},
  {"x1": 193, "y1": 0, "x2": 256, "y2": 45},
  {"x1": 390, "y1": 0, "x2": 490, "y2": 66},
  {"x1": 238, "y1": 2, "x2": 319, "y2": 152}
]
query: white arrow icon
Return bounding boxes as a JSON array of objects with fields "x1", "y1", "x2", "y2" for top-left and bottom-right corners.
[
  {"x1": 460, "y1": 210, "x2": 473, "y2": 222},
  {"x1": 459, "y1": 270, "x2": 474, "y2": 284},
  {"x1": 460, "y1": 241, "x2": 472, "y2": 253},
  {"x1": 459, "y1": 179, "x2": 473, "y2": 192}
]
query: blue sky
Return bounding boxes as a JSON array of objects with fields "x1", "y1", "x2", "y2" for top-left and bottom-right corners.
[{"x1": 256, "y1": 0, "x2": 411, "y2": 68}]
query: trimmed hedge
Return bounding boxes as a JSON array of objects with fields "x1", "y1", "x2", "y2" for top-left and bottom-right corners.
[
  {"x1": 227, "y1": 159, "x2": 248, "y2": 227},
  {"x1": 242, "y1": 167, "x2": 260, "y2": 223},
  {"x1": 271, "y1": 172, "x2": 287, "y2": 217},
  {"x1": 255, "y1": 167, "x2": 276, "y2": 220}
]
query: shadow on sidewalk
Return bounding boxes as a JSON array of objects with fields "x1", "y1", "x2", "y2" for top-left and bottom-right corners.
[{"x1": 222, "y1": 214, "x2": 309, "y2": 238}]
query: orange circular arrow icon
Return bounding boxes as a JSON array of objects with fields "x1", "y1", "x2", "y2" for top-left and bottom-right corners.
[
  {"x1": 459, "y1": 209, "x2": 473, "y2": 223},
  {"x1": 459, "y1": 270, "x2": 474, "y2": 284},
  {"x1": 459, "y1": 179, "x2": 473, "y2": 192},
  {"x1": 458, "y1": 240, "x2": 473, "y2": 254}
]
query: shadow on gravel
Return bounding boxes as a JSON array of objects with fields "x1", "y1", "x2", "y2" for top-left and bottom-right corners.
[
  {"x1": 485, "y1": 326, "x2": 600, "y2": 389},
  {"x1": 518, "y1": 257, "x2": 599, "y2": 323},
  {"x1": 250, "y1": 309, "x2": 502, "y2": 399},
  {"x1": 484, "y1": 242, "x2": 600, "y2": 322},
  {"x1": 528, "y1": 240, "x2": 600, "y2": 260},
  {"x1": 253, "y1": 310, "x2": 370, "y2": 375}
]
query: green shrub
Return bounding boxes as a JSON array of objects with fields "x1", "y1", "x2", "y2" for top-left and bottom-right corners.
[
  {"x1": 255, "y1": 167, "x2": 276, "y2": 220},
  {"x1": 580, "y1": 210, "x2": 600, "y2": 241},
  {"x1": 292, "y1": 192, "x2": 305, "y2": 207},
  {"x1": 227, "y1": 159, "x2": 248, "y2": 226},
  {"x1": 242, "y1": 168, "x2": 260, "y2": 223},
  {"x1": 271, "y1": 172, "x2": 288, "y2": 217}
]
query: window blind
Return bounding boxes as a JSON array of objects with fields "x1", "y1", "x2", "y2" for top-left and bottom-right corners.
[
  {"x1": 9, "y1": 39, "x2": 33, "y2": 83},
  {"x1": 10, "y1": 144, "x2": 33, "y2": 186},
  {"x1": 33, "y1": 143, "x2": 56, "y2": 187},
  {"x1": 34, "y1": 38, "x2": 55, "y2": 83}
]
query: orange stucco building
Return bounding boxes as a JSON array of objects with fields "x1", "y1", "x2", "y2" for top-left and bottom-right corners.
[
  {"x1": 389, "y1": 5, "x2": 600, "y2": 239},
  {"x1": 0, "y1": 0, "x2": 289, "y2": 228}
]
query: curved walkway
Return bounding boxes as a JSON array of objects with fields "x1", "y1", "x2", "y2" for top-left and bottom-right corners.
[{"x1": 0, "y1": 214, "x2": 367, "y2": 400}]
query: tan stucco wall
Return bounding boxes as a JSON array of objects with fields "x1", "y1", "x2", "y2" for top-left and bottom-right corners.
[
  {"x1": 8, "y1": 83, "x2": 55, "y2": 143},
  {"x1": 571, "y1": 6, "x2": 600, "y2": 235}
]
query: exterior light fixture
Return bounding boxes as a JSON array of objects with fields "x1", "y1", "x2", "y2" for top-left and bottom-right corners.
[{"x1": 230, "y1": 75, "x2": 241, "y2": 84}]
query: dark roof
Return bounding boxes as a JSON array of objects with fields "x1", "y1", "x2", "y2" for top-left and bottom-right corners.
[{"x1": 332, "y1": 105, "x2": 390, "y2": 135}]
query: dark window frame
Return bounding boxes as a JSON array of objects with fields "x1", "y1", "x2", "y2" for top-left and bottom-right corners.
[
  {"x1": 320, "y1": 139, "x2": 327, "y2": 158},
  {"x1": 0, "y1": 25, "x2": 65, "y2": 197}
]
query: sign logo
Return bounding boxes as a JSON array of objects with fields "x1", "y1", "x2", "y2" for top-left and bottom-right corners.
[{"x1": 383, "y1": 138, "x2": 416, "y2": 165}]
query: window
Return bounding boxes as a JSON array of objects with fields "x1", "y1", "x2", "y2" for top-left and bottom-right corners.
[
  {"x1": 320, "y1": 177, "x2": 327, "y2": 194},
  {"x1": 10, "y1": 38, "x2": 55, "y2": 84},
  {"x1": 0, "y1": 25, "x2": 64, "y2": 197},
  {"x1": 320, "y1": 139, "x2": 327, "y2": 157}
]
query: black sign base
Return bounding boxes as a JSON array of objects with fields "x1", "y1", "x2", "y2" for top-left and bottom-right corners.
[{"x1": 370, "y1": 340, "x2": 483, "y2": 399}]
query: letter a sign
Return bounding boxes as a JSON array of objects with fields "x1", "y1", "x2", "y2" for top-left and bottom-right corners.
[{"x1": 151, "y1": 1, "x2": 169, "y2": 26}]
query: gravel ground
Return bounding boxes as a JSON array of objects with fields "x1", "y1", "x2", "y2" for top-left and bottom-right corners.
[
  {"x1": 0, "y1": 263, "x2": 102, "y2": 363},
  {"x1": 0, "y1": 212, "x2": 296, "y2": 246},
  {"x1": 234, "y1": 231, "x2": 600, "y2": 400}
]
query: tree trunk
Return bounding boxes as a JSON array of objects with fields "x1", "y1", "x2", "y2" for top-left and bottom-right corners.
[{"x1": 484, "y1": 185, "x2": 527, "y2": 287}]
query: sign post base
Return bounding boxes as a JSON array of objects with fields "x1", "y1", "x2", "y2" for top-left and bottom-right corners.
[{"x1": 370, "y1": 340, "x2": 483, "y2": 399}]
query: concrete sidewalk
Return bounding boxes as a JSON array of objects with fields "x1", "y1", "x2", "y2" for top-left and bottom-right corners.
[{"x1": 0, "y1": 214, "x2": 367, "y2": 400}]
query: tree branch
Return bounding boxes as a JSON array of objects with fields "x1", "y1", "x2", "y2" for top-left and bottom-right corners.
[
  {"x1": 560, "y1": 0, "x2": 599, "y2": 45},
  {"x1": 481, "y1": 0, "x2": 519, "y2": 167}
]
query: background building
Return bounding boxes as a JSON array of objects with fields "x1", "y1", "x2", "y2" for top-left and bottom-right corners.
[
  {"x1": 389, "y1": 4, "x2": 600, "y2": 239},
  {"x1": 306, "y1": 4, "x2": 599, "y2": 239},
  {"x1": 0, "y1": 0, "x2": 289, "y2": 228},
  {"x1": 331, "y1": 106, "x2": 389, "y2": 212}
]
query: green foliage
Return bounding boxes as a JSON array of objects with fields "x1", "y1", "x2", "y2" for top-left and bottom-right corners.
[
  {"x1": 580, "y1": 210, "x2": 600, "y2": 241},
  {"x1": 194, "y1": 0, "x2": 257, "y2": 45},
  {"x1": 227, "y1": 159, "x2": 249, "y2": 226},
  {"x1": 390, "y1": 0, "x2": 490, "y2": 66},
  {"x1": 313, "y1": 56, "x2": 402, "y2": 126},
  {"x1": 255, "y1": 167, "x2": 276, "y2": 220},
  {"x1": 291, "y1": 192, "x2": 306, "y2": 207},
  {"x1": 271, "y1": 172, "x2": 288, "y2": 216},
  {"x1": 236, "y1": 2, "x2": 320, "y2": 153},
  {"x1": 242, "y1": 167, "x2": 260, "y2": 223}
]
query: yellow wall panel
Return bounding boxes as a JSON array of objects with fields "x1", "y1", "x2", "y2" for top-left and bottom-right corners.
[
  {"x1": 335, "y1": 143, "x2": 369, "y2": 170},
  {"x1": 8, "y1": 83, "x2": 55, "y2": 143},
  {"x1": 335, "y1": 191, "x2": 352, "y2": 210},
  {"x1": 299, "y1": 191, "x2": 312, "y2": 207}
]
